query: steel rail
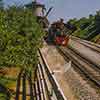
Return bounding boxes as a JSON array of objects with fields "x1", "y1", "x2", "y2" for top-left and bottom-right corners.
[
  {"x1": 57, "y1": 47, "x2": 100, "y2": 87},
  {"x1": 36, "y1": 70, "x2": 42, "y2": 100},
  {"x1": 37, "y1": 64, "x2": 46, "y2": 100},
  {"x1": 38, "y1": 62, "x2": 52, "y2": 100},
  {"x1": 71, "y1": 36, "x2": 100, "y2": 53},
  {"x1": 38, "y1": 49, "x2": 67, "y2": 100},
  {"x1": 68, "y1": 46, "x2": 100, "y2": 70},
  {"x1": 15, "y1": 49, "x2": 68, "y2": 100}
]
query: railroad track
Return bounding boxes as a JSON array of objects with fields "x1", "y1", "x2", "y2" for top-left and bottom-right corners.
[
  {"x1": 68, "y1": 46, "x2": 100, "y2": 70},
  {"x1": 57, "y1": 47, "x2": 100, "y2": 87},
  {"x1": 71, "y1": 36, "x2": 100, "y2": 53}
]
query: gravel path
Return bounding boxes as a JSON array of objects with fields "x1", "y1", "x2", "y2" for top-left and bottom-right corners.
[
  {"x1": 41, "y1": 44, "x2": 100, "y2": 100},
  {"x1": 68, "y1": 39, "x2": 100, "y2": 66}
]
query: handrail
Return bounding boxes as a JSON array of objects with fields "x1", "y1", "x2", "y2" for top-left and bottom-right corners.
[{"x1": 38, "y1": 49, "x2": 67, "y2": 100}]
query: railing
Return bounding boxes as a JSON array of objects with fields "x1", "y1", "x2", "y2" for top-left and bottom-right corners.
[
  {"x1": 15, "y1": 49, "x2": 67, "y2": 100},
  {"x1": 37, "y1": 49, "x2": 67, "y2": 100}
]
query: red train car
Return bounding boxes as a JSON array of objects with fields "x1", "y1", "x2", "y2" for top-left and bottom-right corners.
[
  {"x1": 45, "y1": 19, "x2": 77, "y2": 46},
  {"x1": 55, "y1": 35, "x2": 69, "y2": 46}
]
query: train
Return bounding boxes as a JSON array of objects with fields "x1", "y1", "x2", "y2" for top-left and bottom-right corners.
[
  {"x1": 44, "y1": 19, "x2": 77, "y2": 46},
  {"x1": 33, "y1": 1, "x2": 77, "y2": 46}
]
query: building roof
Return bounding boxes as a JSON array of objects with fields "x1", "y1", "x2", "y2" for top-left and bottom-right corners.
[{"x1": 25, "y1": 1, "x2": 45, "y2": 9}]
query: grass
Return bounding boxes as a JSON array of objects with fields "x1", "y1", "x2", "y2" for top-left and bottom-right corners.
[
  {"x1": 0, "y1": 67, "x2": 20, "y2": 99},
  {"x1": 0, "y1": 93, "x2": 6, "y2": 100}
]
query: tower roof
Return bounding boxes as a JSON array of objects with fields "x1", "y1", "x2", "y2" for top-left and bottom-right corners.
[{"x1": 25, "y1": 1, "x2": 46, "y2": 9}]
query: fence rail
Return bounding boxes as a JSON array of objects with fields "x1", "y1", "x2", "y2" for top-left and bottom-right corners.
[
  {"x1": 15, "y1": 49, "x2": 67, "y2": 100},
  {"x1": 38, "y1": 49, "x2": 67, "y2": 100}
]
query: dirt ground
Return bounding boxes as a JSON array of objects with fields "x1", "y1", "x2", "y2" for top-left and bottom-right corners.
[
  {"x1": 0, "y1": 67, "x2": 20, "y2": 99},
  {"x1": 0, "y1": 67, "x2": 31, "y2": 100},
  {"x1": 68, "y1": 39, "x2": 100, "y2": 66},
  {"x1": 41, "y1": 44, "x2": 77, "y2": 100},
  {"x1": 41, "y1": 43, "x2": 100, "y2": 100}
]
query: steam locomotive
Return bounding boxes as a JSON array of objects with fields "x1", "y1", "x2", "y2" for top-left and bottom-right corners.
[
  {"x1": 33, "y1": 1, "x2": 77, "y2": 46},
  {"x1": 45, "y1": 20, "x2": 77, "y2": 46}
]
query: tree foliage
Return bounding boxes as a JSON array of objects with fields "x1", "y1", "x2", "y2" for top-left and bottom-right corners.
[
  {"x1": 68, "y1": 11, "x2": 100, "y2": 40},
  {"x1": 0, "y1": 7, "x2": 44, "y2": 69}
]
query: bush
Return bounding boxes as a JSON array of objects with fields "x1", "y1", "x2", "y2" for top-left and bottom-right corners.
[{"x1": 0, "y1": 7, "x2": 44, "y2": 70}]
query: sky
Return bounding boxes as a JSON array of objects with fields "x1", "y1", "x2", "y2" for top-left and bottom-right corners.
[{"x1": 3, "y1": 0, "x2": 100, "y2": 22}]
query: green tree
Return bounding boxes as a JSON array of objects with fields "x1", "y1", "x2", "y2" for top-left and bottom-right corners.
[
  {"x1": 86, "y1": 11, "x2": 100, "y2": 40},
  {"x1": 0, "y1": 7, "x2": 45, "y2": 71}
]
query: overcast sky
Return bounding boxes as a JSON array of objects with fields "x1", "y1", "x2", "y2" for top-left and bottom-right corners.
[{"x1": 3, "y1": 0, "x2": 100, "y2": 22}]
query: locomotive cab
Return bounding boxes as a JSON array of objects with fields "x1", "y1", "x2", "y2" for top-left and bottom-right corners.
[{"x1": 46, "y1": 19, "x2": 77, "y2": 46}]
